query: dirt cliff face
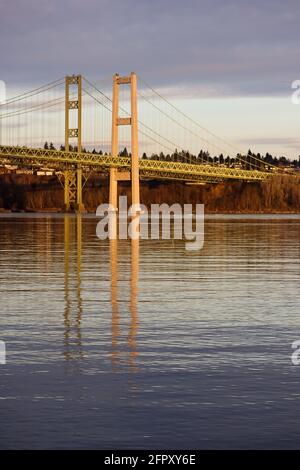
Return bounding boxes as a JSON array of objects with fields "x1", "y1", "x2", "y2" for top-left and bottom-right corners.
[{"x1": 0, "y1": 173, "x2": 299, "y2": 213}]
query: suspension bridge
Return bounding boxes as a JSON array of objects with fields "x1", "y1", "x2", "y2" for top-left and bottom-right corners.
[{"x1": 0, "y1": 73, "x2": 282, "y2": 212}]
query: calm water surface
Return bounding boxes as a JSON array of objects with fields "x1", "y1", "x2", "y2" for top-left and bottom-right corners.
[{"x1": 0, "y1": 214, "x2": 300, "y2": 449}]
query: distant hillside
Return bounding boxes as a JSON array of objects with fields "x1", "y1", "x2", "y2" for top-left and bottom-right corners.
[{"x1": 0, "y1": 173, "x2": 300, "y2": 213}]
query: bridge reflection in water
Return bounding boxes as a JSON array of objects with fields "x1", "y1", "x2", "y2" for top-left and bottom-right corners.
[
  {"x1": 63, "y1": 215, "x2": 83, "y2": 363},
  {"x1": 63, "y1": 215, "x2": 139, "y2": 371}
]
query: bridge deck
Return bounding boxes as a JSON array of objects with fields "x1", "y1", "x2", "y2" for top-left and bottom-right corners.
[{"x1": 0, "y1": 145, "x2": 274, "y2": 183}]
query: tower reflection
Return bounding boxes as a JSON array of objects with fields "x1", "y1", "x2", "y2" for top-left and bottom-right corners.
[
  {"x1": 128, "y1": 237, "x2": 139, "y2": 371},
  {"x1": 62, "y1": 214, "x2": 139, "y2": 371},
  {"x1": 63, "y1": 215, "x2": 83, "y2": 362},
  {"x1": 109, "y1": 217, "x2": 140, "y2": 372},
  {"x1": 110, "y1": 236, "x2": 120, "y2": 371}
]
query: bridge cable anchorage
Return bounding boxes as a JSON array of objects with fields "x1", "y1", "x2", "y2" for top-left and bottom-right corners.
[{"x1": 137, "y1": 75, "x2": 285, "y2": 173}]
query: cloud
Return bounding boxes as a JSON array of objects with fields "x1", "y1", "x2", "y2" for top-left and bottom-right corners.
[
  {"x1": 1, "y1": 0, "x2": 299, "y2": 97},
  {"x1": 238, "y1": 137, "x2": 300, "y2": 155}
]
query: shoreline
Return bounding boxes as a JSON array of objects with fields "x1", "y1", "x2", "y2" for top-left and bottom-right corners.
[
  {"x1": 1, "y1": 173, "x2": 300, "y2": 214},
  {"x1": 1, "y1": 208, "x2": 300, "y2": 215}
]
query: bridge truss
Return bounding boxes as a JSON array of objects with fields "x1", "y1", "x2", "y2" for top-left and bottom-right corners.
[{"x1": 0, "y1": 144, "x2": 273, "y2": 184}]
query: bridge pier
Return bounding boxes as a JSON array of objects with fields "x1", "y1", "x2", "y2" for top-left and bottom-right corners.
[
  {"x1": 62, "y1": 167, "x2": 84, "y2": 212},
  {"x1": 76, "y1": 165, "x2": 85, "y2": 213},
  {"x1": 63, "y1": 170, "x2": 76, "y2": 212},
  {"x1": 109, "y1": 168, "x2": 118, "y2": 212}
]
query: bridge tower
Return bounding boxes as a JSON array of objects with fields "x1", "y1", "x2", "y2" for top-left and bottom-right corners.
[
  {"x1": 109, "y1": 73, "x2": 140, "y2": 213},
  {"x1": 64, "y1": 75, "x2": 84, "y2": 212}
]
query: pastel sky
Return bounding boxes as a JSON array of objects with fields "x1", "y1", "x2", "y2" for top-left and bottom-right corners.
[{"x1": 1, "y1": 0, "x2": 300, "y2": 158}]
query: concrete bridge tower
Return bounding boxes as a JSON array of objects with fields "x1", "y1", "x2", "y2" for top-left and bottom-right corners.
[{"x1": 109, "y1": 72, "x2": 140, "y2": 214}]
